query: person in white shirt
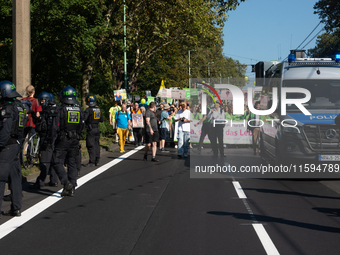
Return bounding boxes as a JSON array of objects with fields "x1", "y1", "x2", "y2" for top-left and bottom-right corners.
[
  {"x1": 175, "y1": 102, "x2": 191, "y2": 158},
  {"x1": 208, "y1": 102, "x2": 225, "y2": 158}
]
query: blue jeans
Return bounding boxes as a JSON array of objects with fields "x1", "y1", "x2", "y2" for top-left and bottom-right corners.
[{"x1": 177, "y1": 130, "x2": 190, "y2": 156}]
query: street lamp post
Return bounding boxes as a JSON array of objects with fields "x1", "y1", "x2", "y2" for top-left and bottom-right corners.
[
  {"x1": 188, "y1": 50, "x2": 195, "y2": 88},
  {"x1": 124, "y1": 0, "x2": 127, "y2": 90},
  {"x1": 208, "y1": 61, "x2": 214, "y2": 84}
]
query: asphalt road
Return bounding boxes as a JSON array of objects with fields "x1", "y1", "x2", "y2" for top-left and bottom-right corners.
[{"x1": 1, "y1": 144, "x2": 340, "y2": 255}]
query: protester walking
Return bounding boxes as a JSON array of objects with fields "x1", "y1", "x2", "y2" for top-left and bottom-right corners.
[
  {"x1": 247, "y1": 101, "x2": 261, "y2": 155},
  {"x1": 131, "y1": 102, "x2": 144, "y2": 146},
  {"x1": 109, "y1": 101, "x2": 121, "y2": 143},
  {"x1": 159, "y1": 103, "x2": 173, "y2": 152},
  {"x1": 115, "y1": 102, "x2": 131, "y2": 153},
  {"x1": 143, "y1": 102, "x2": 159, "y2": 162},
  {"x1": 175, "y1": 103, "x2": 191, "y2": 158}
]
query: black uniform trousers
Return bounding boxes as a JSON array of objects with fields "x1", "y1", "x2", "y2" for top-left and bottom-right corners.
[
  {"x1": 86, "y1": 127, "x2": 100, "y2": 163},
  {"x1": 36, "y1": 137, "x2": 58, "y2": 186},
  {"x1": 133, "y1": 128, "x2": 143, "y2": 145},
  {"x1": 52, "y1": 138, "x2": 79, "y2": 187},
  {"x1": 0, "y1": 143, "x2": 22, "y2": 212},
  {"x1": 208, "y1": 125, "x2": 224, "y2": 157},
  {"x1": 198, "y1": 122, "x2": 211, "y2": 150},
  {"x1": 77, "y1": 146, "x2": 82, "y2": 173}
]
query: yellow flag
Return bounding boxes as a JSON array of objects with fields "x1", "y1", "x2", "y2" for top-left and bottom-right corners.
[{"x1": 160, "y1": 80, "x2": 166, "y2": 89}]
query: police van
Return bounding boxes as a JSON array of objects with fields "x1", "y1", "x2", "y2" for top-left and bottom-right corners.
[{"x1": 257, "y1": 50, "x2": 340, "y2": 164}]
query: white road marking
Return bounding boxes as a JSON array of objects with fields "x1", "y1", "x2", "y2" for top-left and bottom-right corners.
[
  {"x1": 253, "y1": 223, "x2": 280, "y2": 255},
  {"x1": 232, "y1": 181, "x2": 247, "y2": 199},
  {"x1": 0, "y1": 146, "x2": 144, "y2": 240},
  {"x1": 229, "y1": 173, "x2": 280, "y2": 255}
]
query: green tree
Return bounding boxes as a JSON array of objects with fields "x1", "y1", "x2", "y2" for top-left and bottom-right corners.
[
  {"x1": 314, "y1": 0, "x2": 340, "y2": 31},
  {"x1": 308, "y1": 1, "x2": 340, "y2": 58},
  {"x1": 307, "y1": 29, "x2": 340, "y2": 58}
]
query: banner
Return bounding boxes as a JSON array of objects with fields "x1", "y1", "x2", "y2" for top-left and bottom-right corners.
[
  {"x1": 183, "y1": 88, "x2": 191, "y2": 99},
  {"x1": 131, "y1": 113, "x2": 143, "y2": 128},
  {"x1": 157, "y1": 88, "x2": 172, "y2": 98},
  {"x1": 171, "y1": 89, "x2": 186, "y2": 99},
  {"x1": 190, "y1": 120, "x2": 252, "y2": 144},
  {"x1": 114, "y1": 89, "x2": 127, "y2": 101},
  {"x1": 148, "y1": 96, "x2": 155, "y2": 105}
]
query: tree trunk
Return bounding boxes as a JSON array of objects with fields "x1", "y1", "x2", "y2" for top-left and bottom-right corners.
[{"x1": 81, "y1": 59, "x2": 95, "y2": 108}]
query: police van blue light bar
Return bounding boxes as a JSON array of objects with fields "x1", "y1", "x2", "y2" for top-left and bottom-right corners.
[
  {"x1": 335, "y1": 54, "x2": 340, "y2": 63},
  {"x1": 288, "y1": 54, "x2": 295, "y2": 63}
]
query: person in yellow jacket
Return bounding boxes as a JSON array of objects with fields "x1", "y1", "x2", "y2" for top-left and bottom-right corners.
[{"x1": 109, "y1": 101, "x2": 121, "y2": 143}]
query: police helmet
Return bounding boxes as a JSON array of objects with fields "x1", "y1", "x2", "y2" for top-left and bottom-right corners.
[
  {"x1": 61, "y1": 86, "x2": 77, "y2": 104},
  {"x1": 86, "y1": 94, "x2": 97, "y2": 106},
  {"x1": 0, "y1": 80, "x2": 22, "y2": 99},
  {"x1": 49, "y1": 93, "x2": 55, "y2": 103},
  {"x1": 38, "y1": 92, "x2": 51, "y2": 106}
]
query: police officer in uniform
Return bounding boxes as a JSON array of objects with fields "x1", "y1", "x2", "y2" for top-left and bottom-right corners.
[
  {"x1": 30, "y1": 92, "x2": 59, "y2": 189},
  {"x1": 0, "y1": 80, "x2": 26, "y2": 217},
  {"x1": 74, "y1": 97, "x2": 83, "y2": 176},
  {"x1": 51, "y1": 86, "x2": 84, "y2": 197},
  {"x1": 84, "y1": 94, "x2": 103, "y2": 167}
]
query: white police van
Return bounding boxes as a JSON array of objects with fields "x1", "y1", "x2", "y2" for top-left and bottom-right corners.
[{"x1": 257, "y1": 50, "x2": 340, "y2": 164}]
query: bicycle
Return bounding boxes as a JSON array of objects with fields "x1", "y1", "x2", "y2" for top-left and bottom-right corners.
[{"x1": 22, "y1": 133, "x2": 40, "y2": 169}]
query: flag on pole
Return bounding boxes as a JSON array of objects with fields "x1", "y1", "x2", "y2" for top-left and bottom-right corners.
[{"x1": 160, "y1": 80, "x2": 166, "y2": 89}]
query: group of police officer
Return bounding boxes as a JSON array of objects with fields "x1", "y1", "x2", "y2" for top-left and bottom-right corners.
[{"x1": 0, "y1": 80, "x2": 103, "y2": 218}]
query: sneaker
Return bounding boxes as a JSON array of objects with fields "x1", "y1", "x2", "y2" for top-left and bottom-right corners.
[
  {"x1": 189, "y1": 144, "x2": 193, "y2": 149},
  {"x1": 120, "y1": 150, "x2": 125, "y2": 153},
  {"x1": 151, "y1": 158, "x2": 159, "y2": 162},
  {"x1": 175, "y1": 145, "x2": 178, "y2": 149}
]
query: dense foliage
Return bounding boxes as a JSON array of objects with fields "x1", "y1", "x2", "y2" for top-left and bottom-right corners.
[
  {"x1": 0, "y1": 0, "x2": 247, "y2": 109},
  {"x1": 308, "y1": 0, "x2": 340, "y2": 57}
]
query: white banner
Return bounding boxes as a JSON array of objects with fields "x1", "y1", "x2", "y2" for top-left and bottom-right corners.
[
  {"x1": 190, "y1": 120, "x2": 252, "y2": 144},
  {"x1": 157, "y1": 88, "x2": 172, "y2": 98},
  {"x1": 171, "y1": 89, "x2": 186, "y2": 99}
]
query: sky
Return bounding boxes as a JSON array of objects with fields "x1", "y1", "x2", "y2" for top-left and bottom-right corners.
[{"x1": 222, "y1": 0, "x2": 322, "y2": 79}]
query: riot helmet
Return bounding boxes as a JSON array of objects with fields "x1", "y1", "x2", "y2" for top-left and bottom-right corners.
[
  {"x1": 86, "y1": 94, "x2": 97, "y2": 106},
  {"x1": 49, "y1": 93, "x2": 55, "y2": 103},
  {"x1": 38, "y1": 92, "x2": 51, "y2": 106},
  {"x1": 61, "y1": 86, "x2": 78, "y2": 104},
  {"x1": 0, "y1": 80, "x2": 21, "y2": 99}
]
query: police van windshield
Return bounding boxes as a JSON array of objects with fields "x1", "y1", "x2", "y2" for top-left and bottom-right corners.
[{"x1": 283, "y1": 79, "x2": 340, "y2": 109}]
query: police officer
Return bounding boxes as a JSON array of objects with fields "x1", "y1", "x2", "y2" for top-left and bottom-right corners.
[
  {"x1": 30, "y1": 92, "x2": 59, "y2": 189},
  {"x1": 74, "y1": 97, "x2": 83, "y2": 176},
  {"x1": 84, "y1": 94, "x2": 103, "y2": 167},
  {"x1": 0, "y1": 80, "x2": 26, "y2": 217},
  {"x1": 51, "y1": 86, "x2": 84, "y2": 197}
]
